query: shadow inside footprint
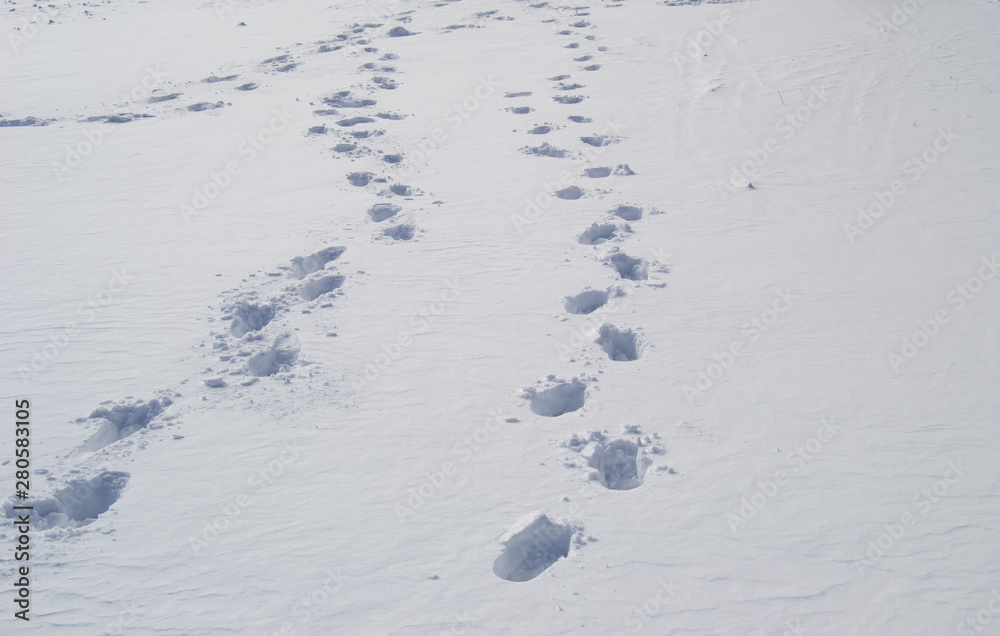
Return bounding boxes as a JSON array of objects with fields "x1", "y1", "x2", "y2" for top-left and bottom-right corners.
[
  {"x1": 16, "y1": 471, "x2": 131, "y2": 530},
  {"x1": 611, "y1": 205, "x2": 643, "y2": 221},
  {"x1": 607, "y1": 252, "x2": 648, "y2": 281},
  {"x1": 578, "y1": 222, "x2": 618, "y2": 245},
  {"x1": 588, "y1": 439, "x2": 644, "y2": 490},
  {"x1": 383, "y1": 223, "x2": 415, "y2": 241},
  {"x1": 369, "y1": 203, "x2": 401, "y2": 222},
  {"x1": 564, "y1": 289, "x2": 611, "y2": 314},
  {"x1": 492, "y1": 512, "x2": 577, "y2": 582},
  {"x1": 595, "y1": 324, "x2": 645, "y2": 361},
  {"x1": 584, "y1": 167, "x2": 611, "y2": 178},
  {"x1": 301, "y1": 275, "x2": 345, "y2": 301},
  {"x1": 526, "y1": 380, "x2": 586, "y2": 416},
  {"x1": 247, "y1": 333, "x2": 300, "y2": 376},
  {"x1": 347, "y1": 171, "x2": 374, "y2": 187},
  {"x1": 230, "y1": 301, "x2": 277, "y2": 337},
  {"x1": 555, "y1": 186, "x2": 584, "y2": 200},
  {"x1": 291, "y1": 246, "x2": 346, "y2": 279}
]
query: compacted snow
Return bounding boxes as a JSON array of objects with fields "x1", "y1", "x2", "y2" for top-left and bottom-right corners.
[{"x1": 2, "y1": 0, "x2": 999, "y2": 634}]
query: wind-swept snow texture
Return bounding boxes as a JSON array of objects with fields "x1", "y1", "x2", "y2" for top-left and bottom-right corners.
[{"x1": 2, "y1": 0, "x2": 1000, "y2": 634}]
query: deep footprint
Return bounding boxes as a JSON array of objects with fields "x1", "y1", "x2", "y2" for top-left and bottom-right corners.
[
  {"x1": 492, "y1": 512, "x2": 579, "y2": 582},
  {"x1": 73, "y1": 396, "x2": 173, "y2": 454},
  {"x1": 14, "y1": 471, "x2": 132, "y2": 530},
  {"x1": 229, "y1": 300, "x2": 278, "y2": 337},
  {"x1": 369, "y1": 203, "x2": 401, "y2": 222},
  {"x1": 564, "y1": 288, "x2": 613, "y2": 314},
  {"x1": 588, "y1": 439, "x2": 645, "y2": 490},
  {"x1": 555, "y1": 186, "x2": 584, "y2": 200},
  {"x1": 525, "y1": 380, "x2": 586, "y2": 416},
  {"x1": 291, "y1": 246, "x2": 346, "y2": 279},
  {"x1": 347, "y1": 171, "x2": 374, "y2": 186},
  {"x1": 607, "y1": 251, "x2": 649, "y2": 281},
  {"x1": 301, "y1": 275, "x2": 345, "y2": 301},
  {"x1": 383, "y1": 223, "x2": 415, "y2": 240},
  {"x1": 247, "y1": 333, "x2": 300, "y2": 376},
  {"x1": 578, "y1": 222, "x2": 619, "y2": 245},
  {"x1": 595, "y1": 324, "x2": 645, "y2": 361},
  {"x1": 611, "y1": 204, "x2": 643, "y2": 221}
]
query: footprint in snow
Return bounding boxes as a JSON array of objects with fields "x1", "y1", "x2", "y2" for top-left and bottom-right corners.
[
  {"x1": 348, "y1": 171, "x2": 374, "y2": 186},
  {"x1": 492, "y1": 512, "x2": 583, "y2": 582},
  {"x1": 610, "y1": 204, "x2": 643, "y2": 221},
  {"x1": 301, "y1": 275, "x2": 345, "y2": 302},
  {"x1": 578, "y1": 222, "x2": 626, "y2": 245},
  {"x1": 523, "y1": 379, "x2": 587, "y2": 417},
  {"x1": 562, "y1": 431, "x2": 654, "y2": 490},
  {"x1": 594, "y1": 324, "x2": 646, "y2": 361},
  {"x1": 555, "y1": 186, "x2": 584, "y2": 200},
  {"x1": 71, "y1": 395, "x2": 174, "y2": 455},
  {"x1": 383, "y1": 223, "x2": 416, "y2": 241},
  {"x1": 523, "y1": 143, "x2": 568, "y2": 158},
  {"x1": 3, "y1": 471, "x2": 131, "y2": 530},
  {"x1": 290, "y1": 246, "x2": 346, "y2": 279},
  {"x1": 564, "y1": 287, "x2": 620, "y2": 314},
  {"x1": 369, "y1": 203, "x2": 401, "y2": 222},
  {"x1": 606, "y1": 250, "x2": 649, "y2": 281}
]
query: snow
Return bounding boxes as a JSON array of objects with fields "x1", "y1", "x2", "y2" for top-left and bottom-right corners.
[{"x1": 2, "y1": 0, "x2": 1000, "y2": 633}]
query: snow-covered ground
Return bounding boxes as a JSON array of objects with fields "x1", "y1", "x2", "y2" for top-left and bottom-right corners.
[{"x1": 2, "y1": 0, "x2": 999, "y2": 633}]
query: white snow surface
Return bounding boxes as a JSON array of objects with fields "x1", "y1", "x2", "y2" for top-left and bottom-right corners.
[{"x1": 2, "y1": 0, "x2": 1000, "y2": 634}]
